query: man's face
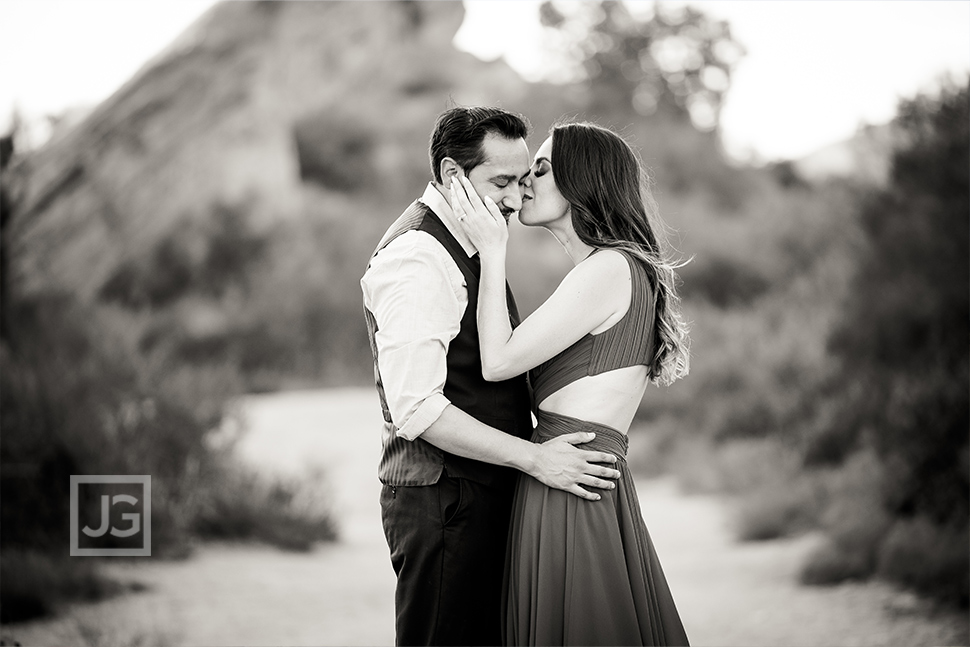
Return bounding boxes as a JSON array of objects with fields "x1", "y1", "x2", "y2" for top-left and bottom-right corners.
[{"x1": 464, "y1": 133, "x2": 531, "y2": 221}]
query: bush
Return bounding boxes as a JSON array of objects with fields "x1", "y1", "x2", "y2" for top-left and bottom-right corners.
[
  {"x1": 0, "y1": 549, "x2": 130, "y2": 623},
  {"x1": 0, "y1": 291, "x2": 338, "y2": 622},
  {"x1": 733, "y1": 479, "x2": 820, "y2": 542},
  {"x1": 825, "y1": 81, "x2": 969, "y2": 521},
  {"x1": 800, "y1": 538, "x2": 873, "y2": 586},
  {"x1": 293, "y1": 111, "x2": 375, "y2": 192},
  {"x1": 191, "y1": 464, "x2": 338, "y2": 552},
  {"x1": 805, "y1": 80, "x2": 970, "y2": 604},
  {"x1": 712, "y1": 440, "x2": 823, "y2": 541},
  {"x1": 98, "y1": 203, "x2": 268, "y2": 310},
  {"x1": 802, "y1": 452, "x2": 892, "y2": 580},
  {"x1": 877, "y1": 517, "x2": 970, "y2": 607},
  {"x1": 681, "y1": 82, "x2": 970, "y2": 608},
  {"x1": 678, "y1": 257, "x2": 772, "y2": 309},
  {"x1": 666, "y1": 437, "x2": 824, "y2": 540}
]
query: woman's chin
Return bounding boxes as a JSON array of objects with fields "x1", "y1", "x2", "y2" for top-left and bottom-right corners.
[{"x1": 518, "y1": 205, "x2": 537, "y2": 227}]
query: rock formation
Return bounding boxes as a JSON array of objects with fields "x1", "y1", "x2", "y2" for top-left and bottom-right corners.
[{"x1": 5, "y1": 1, "x2": 530, "y2": 303}]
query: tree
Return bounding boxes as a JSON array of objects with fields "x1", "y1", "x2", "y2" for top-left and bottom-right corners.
[
  {"x1": 537, "y1": 0, "x2": 744, "y2": 131},
  {"x1": 828, "y1": 78, "x2": 969, "y2": 528}
]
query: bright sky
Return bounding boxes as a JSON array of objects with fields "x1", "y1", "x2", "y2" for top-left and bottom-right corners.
[
  {"x1": 456, "y1": 0, "x2": 970, "y2": 160},
  {"x1": 0, "y1": 0, "x2": 218, "y2": 146},
  {"x1": 2, "y1": 0, "x2": 968, "y2": 160}
]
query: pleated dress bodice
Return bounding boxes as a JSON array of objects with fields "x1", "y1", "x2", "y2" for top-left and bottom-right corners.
[{"x1": 530, "y1": 248, "x2": 657, "y2": 409}]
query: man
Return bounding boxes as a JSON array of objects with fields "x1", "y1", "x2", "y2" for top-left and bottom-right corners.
[{"x1": 361, "y1": 106, "x2": 620, "y2": 646}]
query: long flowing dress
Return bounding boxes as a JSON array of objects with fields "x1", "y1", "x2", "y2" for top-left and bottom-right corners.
[{"x1": 503, "y1": 250, "x2": 690, "y2": 646}]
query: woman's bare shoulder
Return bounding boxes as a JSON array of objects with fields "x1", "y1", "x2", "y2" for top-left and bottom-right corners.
[{"x1": 566, "y1": 248, "x2": 632, "y2": 286}]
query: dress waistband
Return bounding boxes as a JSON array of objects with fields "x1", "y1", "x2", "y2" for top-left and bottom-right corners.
[{"x1": 533, "y1": 409, "x2": 629, "y2": 460}]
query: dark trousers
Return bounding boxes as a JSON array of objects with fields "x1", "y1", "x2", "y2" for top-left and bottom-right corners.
[{"x1": 380, "y1": 475, "x2": 514, "y2": 646}]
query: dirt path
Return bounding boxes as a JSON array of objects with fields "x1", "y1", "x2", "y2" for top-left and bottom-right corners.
[{"x1": 4, "y1": 388, "x2": 967, "y2": 646}]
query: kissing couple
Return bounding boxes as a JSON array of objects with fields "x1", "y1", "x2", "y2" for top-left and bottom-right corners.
[{"x1": 361, "y1": 106, "x2": 691, "y2": 647}]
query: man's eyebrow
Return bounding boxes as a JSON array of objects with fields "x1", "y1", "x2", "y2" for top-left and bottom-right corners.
[{"x1": 491, "y1": 173, "x2": 524, "y2": 182}]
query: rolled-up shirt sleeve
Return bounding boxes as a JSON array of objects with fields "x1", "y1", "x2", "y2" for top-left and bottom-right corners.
[{"x1": 361, "y1": 231, "x2": 467, "y2": 440}]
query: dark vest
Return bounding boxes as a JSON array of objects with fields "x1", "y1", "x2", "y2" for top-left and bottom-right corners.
[{"x1": 363, "y1": 200, "x2": 533, "y2": 487}]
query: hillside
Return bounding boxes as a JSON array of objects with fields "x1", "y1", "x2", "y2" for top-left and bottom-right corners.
[
  {"x1": 4, "y1": 1, "x2": 530, "y2": 304},
  {"x1": 793, "y1": 122, "x2": 898, "y2": 185}
]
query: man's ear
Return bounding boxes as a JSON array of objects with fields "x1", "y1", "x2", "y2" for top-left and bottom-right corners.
[{"x1": 440, "y1": 157, "x2": 461, "y2": 183}]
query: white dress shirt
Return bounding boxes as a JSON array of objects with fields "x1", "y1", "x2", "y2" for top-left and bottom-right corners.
[{"x1": 360, "y1": 183, "x2": 478, "y2": 441}]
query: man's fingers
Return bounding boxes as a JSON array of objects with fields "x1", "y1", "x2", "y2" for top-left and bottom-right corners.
[
  {"x1": 579, "y1": 474, "x2": 617, "y2": 491},
  {"x1": 568, "y1": 484, "x2": 601, "y2": 501},
  {"x1": 584, "y1": 450, "x2": 618, "y2": 465},
  {"x1": 555, "y1": 436, "x2": 620, "y2": 466},
  {"x1": 589, "y1": 465, "x2": 621, "y2": 480},
  {"x1": 558, "y1": 431, "x2": 597, "y2": 446}
]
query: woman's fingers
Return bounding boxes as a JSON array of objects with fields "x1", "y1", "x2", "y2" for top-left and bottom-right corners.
[
  {"x1": 459, "y1": 175, "x2": 503, "y2": 224},
  {"x1": 450, "y1": 175, "x2": 482, "y2": 219},
  {"x1": 482, "y1": 195, "x2": 502, "y2": 221},
  {"x1": 457, "y1": 174, "x2": 485, "y2": 213},
  {"x1": 449, "y1": 178, "x2": 471, "y2": 219},
  {"x1": 448, "y1": 177, "x2": 464, "y2": 212},
  {"x1": 450, "y1": 174, "x2": 508, "y2": 230},
  {"x1": 450, "y1": 177, "x2": 508, "y2": 253}
]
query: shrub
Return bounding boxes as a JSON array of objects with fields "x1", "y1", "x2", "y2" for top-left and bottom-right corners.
[
  {"x1": 800, "y1": 538, "x2": 873, "y2": 585},
  {"x1": 877, "y1": 517, "x2": 970, "y2": 607},
  {"x1": 666, "y1": 437, "x2": 825, "y2": 540},
  {"x1": 0, "y1": 291, "x2": 338, "y2": 621},
  {"x1": 807, "y1": 80, "x2": 970, "y2": 604},
  {"x1": 0, "y1": 549, "x2": 128, "y2": 623},
  {"x1": 799, "y1": 451, "x2": 893, "y2": 585},
  {"x1": 293, "y1": 112, "x2": 375, "y2": 191},
  {"x1": 98, "y1": 203, "x2": 268, "y2": 310},
  {"x1": 712, "y1": 439, "x2": 824, "y2": 541},
  {"x1": 710, "y1": 439, "x2": 803, "y2": 494},
  {"x1": 825, "y1": 80, "x2": 969, "y2": 524},
  {"x1": 99, "y1": 237, "x2": 195, "y2": 308},
  {"x1": 678, "y1": 256, "x2": 772, "y2": 309},
  {"x1": 191, "y1": 463, "x2": 338, "y2": 552},
  {"x1": 733, "y1": 478, "x2": 820, "y2": 542}
]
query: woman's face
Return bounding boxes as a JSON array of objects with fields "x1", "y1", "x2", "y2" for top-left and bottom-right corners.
[{"x1": 518, "y1": 136, "x2": 571, "y2": 228}]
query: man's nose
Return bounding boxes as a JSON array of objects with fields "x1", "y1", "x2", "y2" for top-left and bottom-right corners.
[{"x1": 502, "y1": 186, "x2": 523, "y2": 211}]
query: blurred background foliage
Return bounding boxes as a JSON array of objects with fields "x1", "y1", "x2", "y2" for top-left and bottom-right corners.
[{"x1": 1, "y1": 0, "x2": 966, "y2": 623}]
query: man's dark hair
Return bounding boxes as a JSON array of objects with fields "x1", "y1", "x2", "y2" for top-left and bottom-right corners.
[{"x1": 429, "y1": 107, "x2": 530, "y2": 184}]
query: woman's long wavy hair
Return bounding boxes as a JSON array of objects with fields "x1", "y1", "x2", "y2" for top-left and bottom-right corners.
[{"x1": 551, "y1": 122, "x2": 690, "y2": 386}]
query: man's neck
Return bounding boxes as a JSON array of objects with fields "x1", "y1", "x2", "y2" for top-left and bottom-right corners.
[{"x1": 431, "y1": 182, "x2": 452, "y2": 210}]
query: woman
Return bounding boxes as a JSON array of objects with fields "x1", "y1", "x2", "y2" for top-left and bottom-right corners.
[{"x1": 450, "y1": 122, "x2": 691, "y2": 646}]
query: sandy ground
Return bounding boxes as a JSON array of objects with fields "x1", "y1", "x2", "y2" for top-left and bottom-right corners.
[{"x1": 3, "y1": 388, "x2": 967, "y2": 647}]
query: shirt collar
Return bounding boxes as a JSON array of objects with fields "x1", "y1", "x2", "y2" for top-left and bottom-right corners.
[{"x1": 419, "y1": 182, "x2": 477, "y2": 258}]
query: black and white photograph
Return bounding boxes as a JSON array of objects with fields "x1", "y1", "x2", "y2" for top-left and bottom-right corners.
[{"x1": 1, "y1": 1, "x2": 968, "y2": 645}]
